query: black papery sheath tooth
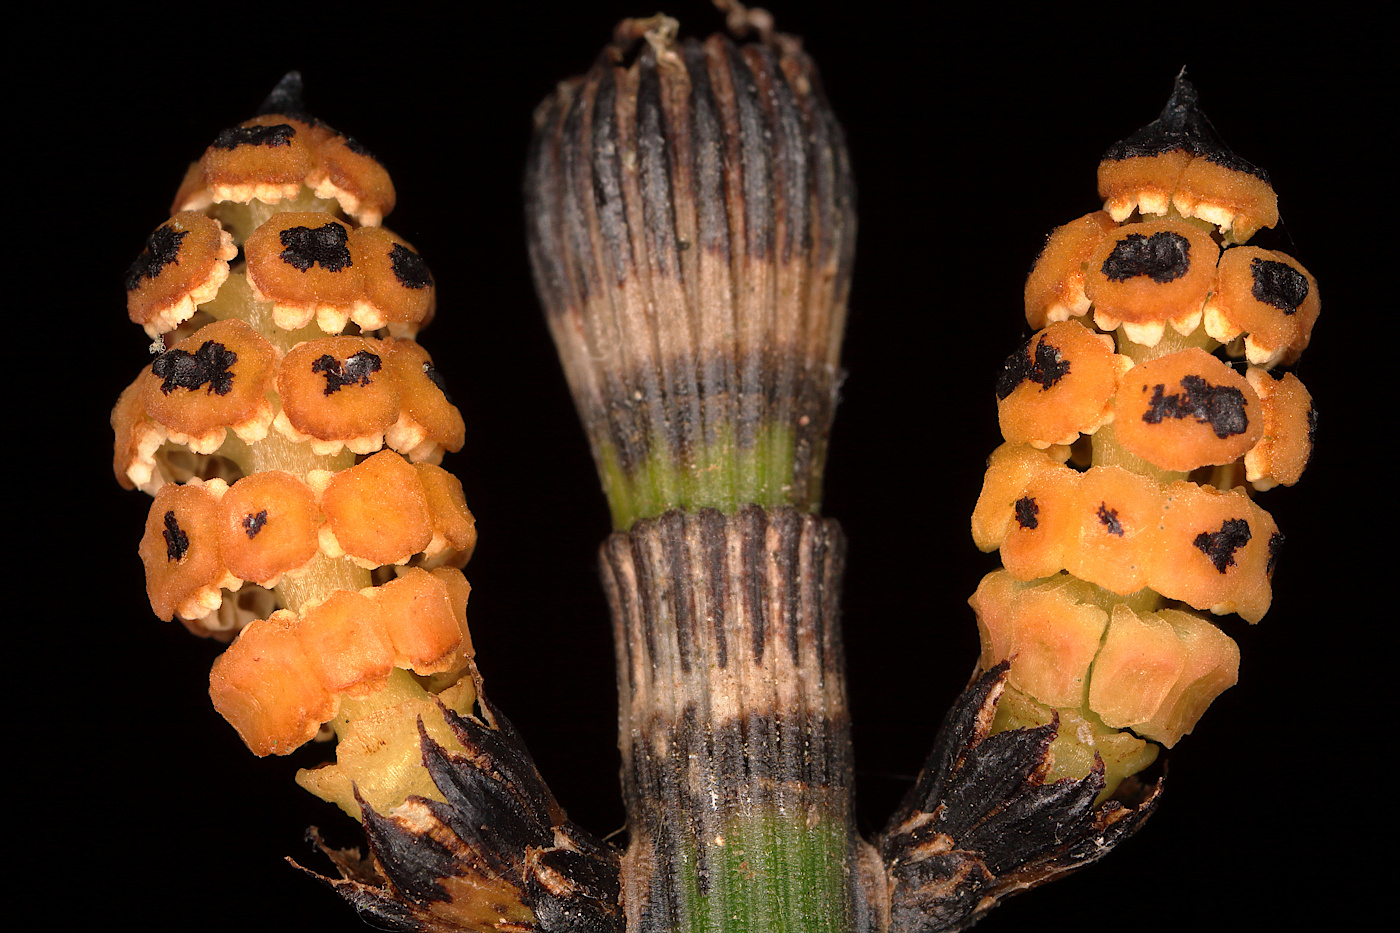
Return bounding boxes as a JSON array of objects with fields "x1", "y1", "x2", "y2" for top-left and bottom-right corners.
[
  {"x1": 878, "y1": 664, "x2": 1160, "y2": 932},
  {"x1": 297, "y1": 700, "x2": 623, "y2": 932}
]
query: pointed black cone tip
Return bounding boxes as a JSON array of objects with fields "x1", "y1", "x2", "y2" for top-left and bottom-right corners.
[
  {"x1": 257, "y1": 71, "x2": 307, "y2": 117},
  {"x1": 1103, "y1": 69, "x2": 1268, "y2": 182}
]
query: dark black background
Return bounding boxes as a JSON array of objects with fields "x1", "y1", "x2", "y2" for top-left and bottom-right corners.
[{"x1": 21, "y1": 1, "x2": 1381, "y2": 929}]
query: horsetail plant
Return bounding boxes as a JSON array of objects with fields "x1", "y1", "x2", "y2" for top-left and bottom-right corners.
[{"x1": 110, "y1": 5, "x2": 1316, "y2": 931}]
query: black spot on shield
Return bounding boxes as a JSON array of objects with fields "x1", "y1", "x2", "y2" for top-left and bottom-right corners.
[
  {"x1": 1141, "y1": 375, "x2": 1249, "y2": 438},
  {"x1": 279, "y1": 222, "x2": 352, "y2": 273},
  {"x1": 163, "y1": 511, "x2": 190, "y2": 562},
  {"x1": 1250, "y1": 258, "x2": 1309, "y2": 314},
  {"x1": 1102, "y1": 231, "x2": 1191, "y2": 284},
  {"x1": 125, "y1": 224, "x2": 188, "y2": 290},
  {"x1": 152, "y1": 341, "x2": 238, "y2": 396},
  {"x1": 1014, "y1": 496, "x2": 1040, "y2": 530},
  {"x1": 312, "y1": 350, "x2": 383, "y2": 395},
  {"x1": 1193, "y1": 518, "x2": 1252, "y2": 573}
]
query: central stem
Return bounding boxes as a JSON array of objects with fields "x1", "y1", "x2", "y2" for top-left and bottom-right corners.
[
  {"x1": 600, "y1": 506, "x2": 861, "y2": 932},
  {"x1": 525, "y1": 19, "x2": 860, "y2": 928}
]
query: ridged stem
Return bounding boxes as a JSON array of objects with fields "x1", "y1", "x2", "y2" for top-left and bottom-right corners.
[
  {"x1": 526, "y1": 21, "x2": 860, "y2": 928},
  {"x1": 600, "y1": 506, "x2": 861, "y2": 932}
]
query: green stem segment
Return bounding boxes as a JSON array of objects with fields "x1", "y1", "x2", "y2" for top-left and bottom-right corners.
[{"x1": 598, "y1": 423, "x2": 800, "y2": 531}]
